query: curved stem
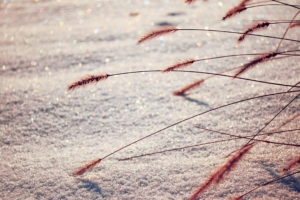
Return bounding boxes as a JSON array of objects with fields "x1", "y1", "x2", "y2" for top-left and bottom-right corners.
[
  {"x1": 276, "y1": 11, "x2": 300, "y2": 52},
  {"x1": 234, "y1": 92, "x2": 300, "y2": 157},
  {"x1": 271, "y1": 0, "x2": 300, "y2": 9},
  {"x1": 177, "y1": 28, "x2": 300, "y2": 43},
  {"x1": 118, "y1": 128, "x2": 300, "y2": 161},
  {"x1": 101, "y1": 90, "x2": 300, "y2": 160},
  {"x1": 247, "y1": 4, "x2": 300, "y2": 9}
]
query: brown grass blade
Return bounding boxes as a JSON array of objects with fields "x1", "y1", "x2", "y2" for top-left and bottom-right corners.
[
  {"x1": 222, "y1": 5, "x2": 247, "y2": 20},
  {"x1": 68, "y1": 74, "x2": 108, "y2": 91},
  {"x1": 283, "y1": 156, "x2": 300, "y2": 173},
  {"x1": 73, "y1": 158, "x2": 101, "y2": 176},
  {"x1": 162, "y1": 59, "x2": 195, "y2": 72},
  {"x1": 233, "y1": 52, "x2": 277, "y2": 78},
  {"x1": 238, "y1": 21, "x2": 270, "y2": 43},
  {"x1": 190, "y1": 143, "x2": 255, "y2": 200},
  {"x1": 173, "y1": 79, "x2": 204, "y2": 96},
  {"x1": 137, "y1": 26, "x2": 178, "y2": 45}
]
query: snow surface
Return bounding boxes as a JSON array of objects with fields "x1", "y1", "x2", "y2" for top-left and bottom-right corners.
[{"x1": 1, "y1": 0, "x2": 300, "y2": 199}]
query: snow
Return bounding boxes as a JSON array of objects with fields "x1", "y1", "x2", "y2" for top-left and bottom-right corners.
[{"x1": 1, "y1": 0, "x2": 299, "y2": 199}]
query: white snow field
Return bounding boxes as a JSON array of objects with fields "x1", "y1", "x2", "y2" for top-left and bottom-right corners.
[{"x1": 1, "y1": 0, "x2": 300, "y2": 199}]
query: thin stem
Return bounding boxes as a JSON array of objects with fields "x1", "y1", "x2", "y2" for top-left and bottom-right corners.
[
  {"x1": 238, "y1": 167, "x2": 300, "y2": 199},
  {"x1": 177, "y1": 28, "x2": 300, "y2": 43},
  {"x1": 101, "y1": 90, "x2": 300, "y2": 161},
  {"x1": 269, "y1": 21, "x2": 300, "y2": 24},
  {"x1": 247, "y1": 0, "x2": 274, "y2": 6},
  {"x1": 279, "y1": 81, "x2": 300, "y2": 101},
  {"x1": 109, "y1": 69, "x2": 300, "y2": 89},
  {"x1": 247, "y1": 4, "x2": 300, "y2": 9},
  {"x1": 192, "y1": 51, "x2": 299, "y2": 63},
  {"x1": 271, "y1": 0, "x2": 300, "y2": 9},
  {"x1": 253, "y1": 20, "x2": 300, "y2": 22},
  {"x1": 118, "y1": 128, "x2": 300, "y2": 161},
  {"x1": 199, "y1": 55, "x2": 294, "y2": 87},
  {"x1": 276, "y1": 11, "x2": 300, "y2": 52},
  {"x1": 235, "y1": 92, "x2": 300, "y2": 156},
  {"x1": 195, "y1": 126, "x2": 300, "y2": 147}
]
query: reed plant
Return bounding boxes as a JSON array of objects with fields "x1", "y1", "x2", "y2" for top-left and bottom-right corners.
[{"x1": 69, "y1": 0, "x2": 300, "y2": 199}]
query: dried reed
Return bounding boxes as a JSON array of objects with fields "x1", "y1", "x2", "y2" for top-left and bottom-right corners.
[
  {"x1": 137, "y1": 26, "x2": 178, "y2": 45},
  {"x1": 168, "y1": 54, "x2": 296, "y2": 95},
  {"x1": 222, "y1": 0, "x2": 253, "y2": 21},
  {"x1": 74, "y1": 89, "x2": 300, "y2": 176},
  {"x1": 233, "y1": 52, "x2": 277, "y2": 78},
  {"x1": 163, "y1": 51, "x2": 298, "y2": 73},
  {"x1": 68, "y1": 66, "x2": 300, "y2": 92},
  {"x1": 173, "y1": 79, "x2": 204, "y2": 96},
  {"x1": 229, "y1": 92, "x2": 300, "y2": 159},
  {"x1": 238, "y1": 21, "x2": 270, "y2": 44},
  {"x1": 68, "y1": 74, "x2": 108, "y2": 91},
  {"x1": 190, "y1": 143, "x2": 255, "y2": 200},
  {"x1": 162, "y1": 59, "x2": 195, "y2": 72},
  {"x1": 137, "y1": 26, "x2": 300, "y2": 45},
  {"x1": 70, "y1": 1, "x2": 300, "y2": 199},
  {"x1": 73, "y1": 158, "x2": 101, "y2": 176}
]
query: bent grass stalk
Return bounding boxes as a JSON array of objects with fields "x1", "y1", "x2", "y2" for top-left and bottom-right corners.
[
  {"x1": 237, "y1": 21, "x2": 270, "y2": 44},
  {"x1": 71, "y1": 1, "x2": 300, "y2": 199},
  {"x1": 172, "y1": 55, "x2": 295, "y2": 95},
  {"x1": 162, "y1": 51, "x2": 298, "y2": 72},
  {"x1": 137, "y1": 27, "x2": 300, "y2": 45},
  {"x1": 190, "y1": 143, "x2": 255, "y2": 200},
  {"x1": 119, "y1": 101, "x2": 300, "y2": 162},
  {"x1": 238, "y1": 20, "x2": 300, "y2": 44},
  {"x1": 118, "y1": 128, "x2": 300, "y2": 161},
  {"x1": 233, "y1": 52, "x2": 278, "y2": 78},
  {"x1": 225, "y1": 111, "x2": 300, "y2": 158},
  {"x1": 228, "y1": 10, "x2": 300, "y2": 158},
  {"x1": 226, "y1": 92, "x2": 300, "y2": 159},
  {"x1": 73, "y1": 90, "x2": 300, "y2": 176},
  {"x1": 68, "y1": 50, "x2": 300, "y2": 91},
  {"x1": 275, "y1": 10, "x2": 300, "y2": 53},
  {"x1": 68, "y1": 67, "x2": 300, "y2": 92}
]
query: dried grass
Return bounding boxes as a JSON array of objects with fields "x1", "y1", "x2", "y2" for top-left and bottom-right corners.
[
  {"x1": 222, "y1": 5, "x2": 247, "y2": 20},
  {"x1": 190, "y1": 143, "x2": 255, "y2": 200},
  {"x1": 233, "y1": 52, "x2": 277, "y2": 78},
  {"x1": 68, "y1": 74, "x2": 108, "y2": 91},
  {"x1": 173, "y1": 79, "x2": 204, "y2": 96},
  {"x1": 137, "y1": 26, "x2": 178, "y2": 45},
  {"x1": 69, "y1": 1, "x2": 300, "y2": 199},
  {"x1": 73, "y1": 158, "x2": 101, "y2": 176},
  {"x1": 162, "y1": 59, "x2": 195, "y2": 72}
]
